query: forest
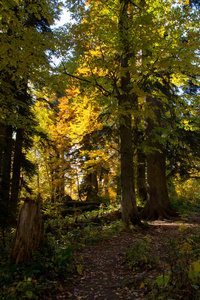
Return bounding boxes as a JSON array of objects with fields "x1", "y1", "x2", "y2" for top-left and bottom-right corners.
[{"x1": 0, "y1": 0, "x2": 200, "y2": 299}]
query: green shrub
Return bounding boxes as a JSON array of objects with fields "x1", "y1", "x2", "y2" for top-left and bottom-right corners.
[
  {"x1": 151, "y1": 235, "x2": 200, "y2": 299},
  {"x1": 0, "y1": 243, "x2": 72, "y2": 299},
  {"x1": 126, "y1": 237, "x2": 158, "y2": 270}
]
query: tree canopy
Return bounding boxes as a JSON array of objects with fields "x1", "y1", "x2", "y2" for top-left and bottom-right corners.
[{"x1": 0, "y1": 0, "x2": 199, "y2": 227}]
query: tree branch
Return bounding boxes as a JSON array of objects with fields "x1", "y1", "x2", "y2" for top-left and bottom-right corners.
[
  {"x1": 62, "y1": 62, "x2": 112, "y2": 97},
  {"x1": 63, "y1": 70, "x2": 91, "y2": 84}
]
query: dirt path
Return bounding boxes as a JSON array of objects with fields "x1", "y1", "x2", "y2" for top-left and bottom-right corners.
[
  {"x1": 70, "y1": 233, "x2": 142, "y2": 299},
  {"x1": 52, "y1": 216, "x2": 200, "y2": 300}
]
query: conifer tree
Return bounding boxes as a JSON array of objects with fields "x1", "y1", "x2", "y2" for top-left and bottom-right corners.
[{"x1": 0, "y1": 0, "x2": 61, "y2": 227}]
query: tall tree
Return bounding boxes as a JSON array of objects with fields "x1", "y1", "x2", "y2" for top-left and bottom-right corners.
[
  {"x1": 118, "y1": 0, "x2": 141, "y2": 225},
  {"x1": 0, "y1": 0, "x2": 61, "y2": 226},
  {"x1": 141, "y1": 96, "x2": 176, "y2": 219},
  {"x1": 60, "y1": 0, "x2": 200, "y2": 223}
]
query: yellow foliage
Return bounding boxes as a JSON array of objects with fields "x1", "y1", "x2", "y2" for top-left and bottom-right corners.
[
  {"x1": 179, "y1": 242, "x2": 192, "y2": 256},
  {"x1": 181, "y1": 0, "x2": 190, "y2": 4},
  {"x1": 189, "y1": 260, "x2": 200, "y2": 284},
  {"x1": 170, "y1": 73, "x2": 188, "y2": 87},
  {"x1": 175, "y1": 175, "x2": 200, "y2": 203},
  {"x1": 178, "y1": 224, "x2": 189, "y2": 232},
  {"x1": 77, "y1": 264, "x2": 83, "y2": 276}
]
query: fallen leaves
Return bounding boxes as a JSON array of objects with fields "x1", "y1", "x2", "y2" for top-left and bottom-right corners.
[{"x1": 52, "y1": 216, "x2": 200, "y2": 299}]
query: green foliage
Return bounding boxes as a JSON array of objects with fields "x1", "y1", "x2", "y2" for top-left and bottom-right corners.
[
  {"x1": 154, "y1": 274, "x2": 170, "y2": 289},
  {"x1": 42, "y1": 200, "x2": 64, "y2": 219},
  {"x1": 166, "y1": 238, "x2": 193, "y2": 288},
  {"x1": 0, "y1": 206, "x2": 122, "y2": 299},
  {"x1": 171, "y1": 195, "x2": 200, "y2": 217},
  {"x1": 188, "y1": 231, "x2": 200, "y2": 259},
  {"x1": 64, "y1": 218, "x2": 122, "y2": 249},
  {"x1": 189, "y1": 260, "x2": 200, "y2": 285},
  {"x1": 0, "y1": 236, "x2": 71, "y2": 299},
  {"x1": 169, "y1": 177, "x2": 200, "y2": 216},
  {"x1": 151, "y1": 233, "x2": 200, "y2": 299},
  {"x1": 43, "y1": 205, "x2": 122, "y2": 251},
  {"x1": 123, "y1": 226, "x2": 200, "y2": 299},
  {"x1": 126, "y1": 237, "x2": 158, "y2": 270}
]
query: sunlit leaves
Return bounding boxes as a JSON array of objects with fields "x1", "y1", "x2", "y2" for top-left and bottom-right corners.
[
  {"x1": 24, "y1": 0, "x2": 200, "y2": 203},
  {"x1": 171, "y1": 74, "x2": 189, "y2": 87},
  {"x1": 0, "y1": 0, "x2": 61, "y2": 82}
]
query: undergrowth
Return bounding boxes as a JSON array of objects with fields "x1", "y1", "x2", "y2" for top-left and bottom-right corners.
[
  {"x1": 1, "y1": 200, "x2": 200, "y2": 299},
  {"x1": 0, "y1": 205, "x2": 122, "y2": 299},
  {"x1": 0, "y1": 235, "x2": 71, "y2": 299},
  {"x1": 150, "y1": 231, "x2": 200, "y2": 299},
  {"x1": 170, "y1": 177, "x2": 200, "y2": 216},
  {"x1": 124, "y1": 196, "x2": 200, "y2": 300},
  {"x1": 45, "y1": 204, "x2": 123, "y2": 250},
  {"x1": 126, "y1": 237, "x2": 159, "y2": 270}
]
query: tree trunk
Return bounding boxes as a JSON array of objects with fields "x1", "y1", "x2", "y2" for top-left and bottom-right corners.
[
  {"x1": 11, "y1": 197, "x2": 45, "y2": 264},
  {"x1": 137, "y1": 149, "x2": 147, "y2": 204},
  {"x1": 104, "y1": 170, "x2": 110, "y2": 201},
  {"x1": 0, "y1": 125, "x2": 13, "y2": 228},
  {"x1": 0, "y1": 123, "x2": 6, "y2": 177},
  {"x1": 120, "y1": 113, "x2": 141, "y2": 225},
  {"x1": 10, "y1": 78, "x2": 30, "y2": 220},
  {"x1": 118, "y1": 0, "x2": 141, "y2": 226},
  {"x1": 86, "y1": 171, "x2": 99, "y2": 202},
  {"x1": 140, "y1": 96, "x2": 176, "y2": 220},
  {"x1": 10, "y1": 127, "x2": 24, "y2": 219},
  {"x1": 141, "y1": 148, "x2": 176, "y2": 219}
]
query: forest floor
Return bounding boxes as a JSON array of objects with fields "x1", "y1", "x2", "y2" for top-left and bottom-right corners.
[{"x1": 48, "y1": 215, "x2": 200, "y2": 300}]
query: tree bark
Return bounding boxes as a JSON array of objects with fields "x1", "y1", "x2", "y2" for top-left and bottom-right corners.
[
  {"x1": 118, "y1": 0, "x2": 141, "y2": 226},
  {"x1": 85, "y1": 171, "x2": 99, "y2": 202},
  {"x1": 0, "y1": 123, "x2": 6, "y2": 177},
  {"x1": 11, "y1": 197, "x2": 45, "y2": 264},
  {"x1": 120, "y1": 112, "x2": 141, "y2": 225},
  {"x1": 140, "y1": 96, "x2": 176, "y2": 220},
  {"x1": 137, "y1": 149, "x2": 147, "y2": 204},
  {"x1": 10, "y1": 80, "x2": 29, "y2": 222},
  {"x1": 103, "y1": 169, "x2": 110, "y2": 201},
  {"x1": 10, "y1": 127, "x2": 24, "y2": 218},
  {"x1": 0, "y1": 125, "x2": 13, "y2": 227}
]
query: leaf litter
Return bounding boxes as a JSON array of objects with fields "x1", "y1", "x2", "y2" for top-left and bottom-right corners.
[{"x1": 47, "y1": 215, "x2": 200, "y2": 300}]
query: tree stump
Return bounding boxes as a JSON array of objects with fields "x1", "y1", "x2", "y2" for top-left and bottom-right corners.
[{"x1": 11, "y1": 196, "x2": 45, "y2": 264}]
